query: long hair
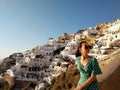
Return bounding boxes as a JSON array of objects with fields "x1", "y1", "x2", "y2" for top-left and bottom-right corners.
[{"x1": 75, "y1": 41, "x2": 87, "y2": 57}]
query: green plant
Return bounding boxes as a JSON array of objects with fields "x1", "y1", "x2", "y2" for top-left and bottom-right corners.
[{"x1": 46, "y1": 65, "x2": 80, "y2": 90}]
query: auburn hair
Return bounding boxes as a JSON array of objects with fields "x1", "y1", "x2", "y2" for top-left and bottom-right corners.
[{"x1": 75, "y1": 41, "x2": 87, "y2": 57}]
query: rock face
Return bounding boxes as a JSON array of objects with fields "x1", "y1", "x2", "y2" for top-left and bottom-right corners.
[
  {"x1": 0, "y1": 57, "x2": 16, "y2": 73},
  {"x1": 100, "y1": 65, "x2": 120, "y2": 90},
  {"x1": 0, "y1": 78, "x2": 5, "y2": 88},
  {"x1": 3, "y1": 74, "x2": 15, "y2": 86},
  {"x1": 57, "y1": 33, "x2": 71, "y2": 43},
  {"x1": 75, "y1": 29, "x2": 85, "y2": 34},
  {"x1": 0, "y1": 53, "x2": 23, "y2": 73},
  {"x1": 0, "y1": 78, "x2": 14, "y2": 90},
  {"x1": 98, "y1": 49, "x2": 120, "y2": 90}
]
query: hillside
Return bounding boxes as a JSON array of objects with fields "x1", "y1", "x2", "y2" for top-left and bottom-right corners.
[
  {"x1": 0, "y1": 18, "x2": 120, "y2": 90},
  {"x1": 46, "y1": 49, "x2": 120, "y2": 90},
  {"x1": 46, "y1": 65, "x2": 79, "y2": 90}
]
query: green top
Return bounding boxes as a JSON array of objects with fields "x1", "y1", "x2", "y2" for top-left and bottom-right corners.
[{"x1": 76, "y1": 56, "x2": 102, "y2": 90}]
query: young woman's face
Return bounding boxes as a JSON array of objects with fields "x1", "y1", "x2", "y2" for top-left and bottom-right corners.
[{"x1": 79, "y1": 43, "x2": 91, "y2": 56}]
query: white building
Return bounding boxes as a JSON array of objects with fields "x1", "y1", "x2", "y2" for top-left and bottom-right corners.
[
  {"x1": 6, "y1": 69, "x2": 15, "y2": 77},
  {"x1": 60, "y1": 39, "x2": 77, "y2": 59}
]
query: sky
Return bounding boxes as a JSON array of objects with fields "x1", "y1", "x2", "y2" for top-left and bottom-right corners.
[{"x1": 0, "y1": 0, "x2": 120, "y2": 60}]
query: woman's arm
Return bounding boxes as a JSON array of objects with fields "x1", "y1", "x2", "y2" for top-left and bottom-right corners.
[
  {"x1": 73, "y1": 75, "x2": 96, "y2": 90},
  {"x1": 78, "y1": 74, "x2": 96, "y2": 89}
]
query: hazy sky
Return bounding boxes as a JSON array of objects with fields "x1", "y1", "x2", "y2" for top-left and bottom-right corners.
[{"x1": 0, "y1": 0, "x2": 120, "y2": 59}]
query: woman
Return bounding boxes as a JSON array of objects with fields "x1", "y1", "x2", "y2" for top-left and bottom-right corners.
[{"x1": 74, "y1": 41, "x2": 102, "y2": 90}]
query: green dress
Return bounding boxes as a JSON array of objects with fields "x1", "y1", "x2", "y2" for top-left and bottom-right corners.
[{"x1": 76, "y1": 56, "x2": 102, "y2": 90}]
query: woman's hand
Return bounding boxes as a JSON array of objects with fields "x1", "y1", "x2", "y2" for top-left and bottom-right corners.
[
  {"x1": 73, "y1": 87, "x2": 80, "y2": 90},
  {"x1": 73, "y1": 87, "x2": 82, "y2": 90}
]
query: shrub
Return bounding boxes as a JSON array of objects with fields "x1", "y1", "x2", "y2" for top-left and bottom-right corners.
[{"x1": 46, "y1": 65, "x2": 80, "y2": 90}]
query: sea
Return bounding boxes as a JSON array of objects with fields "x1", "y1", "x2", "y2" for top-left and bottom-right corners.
[{"x1": 0, "y1": 59, "x2": 3, "y2": 64}]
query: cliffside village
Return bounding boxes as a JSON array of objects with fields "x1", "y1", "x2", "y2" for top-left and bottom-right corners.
[{"x1": 0, "y1": 19, "x2": 120, "y2": 90}]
